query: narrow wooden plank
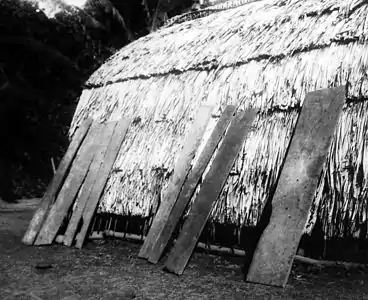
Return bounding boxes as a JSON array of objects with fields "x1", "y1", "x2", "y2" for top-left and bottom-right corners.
[
  {"x1": 62, "y1": 121, "x2": 118, "y2": 247},
  {"x1": 22, "y1": 118, "x2": 92, "y2": 245},
  {"x1": 147, "y1": 105, "x2": 237, "y2": 264},
  {"x1": 74, "y1": 118, "x2": 130, "y2": 249},
  {"x1": 246, "y1": 86, "x2": 345, "y2": 288},
  {"x1": 138, "y1": 105, "x2": 214, "y2": 259},
  {"x1": 164, "y1": 109, "x2": 257, "y2": 275},
  {"x1": 34, "y1": 122, "x2": 103, "y2": 245}
]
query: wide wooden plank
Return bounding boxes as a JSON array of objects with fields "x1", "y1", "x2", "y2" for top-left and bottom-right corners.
[
  {"x1": 138, "y1": 105, "x2": 214, "y2": 259},
  {"x1": 62, "y1": 121, "x2": 118, "y2": 246},
  {"x1": 34, "y1": 122, "x2": 103, "y2": 245},
  {"x1": 246, "y1": 86, "x2": 345, "y2": 288},
  {"x1": 147, "y1": 105, "x2": 237, "y2": 264},
  {"x1": 74, "y1": 118, "x2": 130, "y2": 249},
  {"x1": 22, "y1": 118, "x2": 92, "y2": 245},
  {"x1": 164, "y1": 109, "x2": 257, "y2": 275}
]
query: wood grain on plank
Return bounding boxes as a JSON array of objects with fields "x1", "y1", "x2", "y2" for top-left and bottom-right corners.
[
  {"x1": 74, "y1": 118, "x2": 130, "y2": 249},
  {"x1": 246, "y1": 86, "x2": 345, "y2": 288},
  {"x1": 164, "y1": 109, "x2": 257, "y2": 275},
  {"x1": 22, "y1": 118, "x2": 92, "y2": 245},
  {"x1": 62, "y1": 121, "x2": 118, "y2": 247},
  {"x1": 34, "y1": 122, "x2": 103, "y2": 245},
  {"x1": 138, "y1": 105, "x2": 214, "y2": 259},
  {"x1": 147, "y1": 105, "x2": 237, "y2": 264}
]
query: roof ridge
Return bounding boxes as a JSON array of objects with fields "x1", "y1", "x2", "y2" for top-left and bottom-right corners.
[{"x1": 164, "y1": 0, "x2": 263, "y2": 28}]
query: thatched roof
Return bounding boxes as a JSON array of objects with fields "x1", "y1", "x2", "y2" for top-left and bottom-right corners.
[{"x1": 70, "y1": 0, "x2": 368, "y2": 240}]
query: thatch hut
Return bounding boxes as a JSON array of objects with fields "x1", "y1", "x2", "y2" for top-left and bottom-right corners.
[{"x1": 70, "y1": 0, "x2": 368, "y2": 257}]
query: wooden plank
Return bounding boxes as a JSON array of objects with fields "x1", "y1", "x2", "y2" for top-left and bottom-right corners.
[
  {"x1": 246, "y1": 86, "x2": 345, "y2": 288},
  {"x1": 74, "y1": 118, "x2": 130, "y2": 249},
  {"x1": 22, "y1": 118, "x2": 92, "y2": 245},
  {"x1": 34, "y1": 122, "x2": 103, "y2": 245},
  {"x1": 62, "y1": 121, "x2": 118, "y2": 246},
  {"x1": 164, "y1": 109, "x2": 257, "y2": 275},
  {"x1": 147, "y1": 105, "x2": 237, "y2": 264},
  {"x1": 138, "y1": 105, "x2": 214, "y2": 259}
]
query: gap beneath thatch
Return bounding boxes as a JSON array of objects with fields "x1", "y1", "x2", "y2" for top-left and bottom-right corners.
[{"x1": 79, "y1": 213, "x2": 368, "y2": 263}]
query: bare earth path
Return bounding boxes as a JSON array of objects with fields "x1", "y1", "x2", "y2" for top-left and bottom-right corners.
[{"x1": 1, "y1": 199, "x2": 368, "y2": 300}]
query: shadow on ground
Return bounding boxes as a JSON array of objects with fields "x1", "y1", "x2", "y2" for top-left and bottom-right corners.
[{"x1": 1, "y1": 200, "x2": 368, "y2": 300}]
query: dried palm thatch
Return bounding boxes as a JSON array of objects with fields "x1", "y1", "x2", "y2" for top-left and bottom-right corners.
[{"x1": 70, "y1": 0, "x2": 368, "y2": 241}]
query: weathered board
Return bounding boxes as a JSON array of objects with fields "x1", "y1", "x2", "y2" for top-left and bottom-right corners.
[
  {"x1": 22, "y1": 118, "x2": 92, "y2": 245},
  {"x1": 164, "y1": 109, "x2": 257, "y2": 275},
  {"x1": 62, "y1": 121, "x2": 118, "y2": 246},
  {"x1": 138, "y1": 105, "x2": 214, "y2": 259},
  {"x1": 74, "y1": 118, "x2": 130, "y2": 249},
  {"x1": 34, "y1": 122, "x2": 103, "y2": 245},
  {"x1": 147, "y1": 105, "x2": 237, "y2": 264},
  {"x1": 246, "y1": 86, "x2": 345, "y2": 288}
]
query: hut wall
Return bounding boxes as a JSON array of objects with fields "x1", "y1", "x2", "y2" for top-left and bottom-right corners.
[{"x1": 70, "y1": 0, "x2": 368, "y2": 240}]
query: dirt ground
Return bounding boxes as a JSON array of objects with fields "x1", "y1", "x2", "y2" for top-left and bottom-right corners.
[{"x1": 1, "y1": 201, "x2": 368, "y2": 300}]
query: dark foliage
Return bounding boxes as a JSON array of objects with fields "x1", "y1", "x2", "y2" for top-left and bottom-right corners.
[{"x1": 0, "y1": 0, "x2": 132, "y2": 201}]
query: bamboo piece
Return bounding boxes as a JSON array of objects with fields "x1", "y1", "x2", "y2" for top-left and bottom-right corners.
[
  {"x1": 89, "y1": 231, "x2": 241, "y2": 255},
  {"x1": 22, "y1": 119, "x2": 92, "y2": 245},
  {"x1": 79, "y1": 230, "x2": 368, "y2": 270},
  {"x1": 147, "y1": 105, "x2": 237, "y2": 264},
  {"x1": 138, "y1": 105, "x2": 214, "y2": 259},
  {"x1": 34, "y1": 122, "x2": 103, "y2": 245},
  {"x1": 62, "y1": 121, "x2": 118, "y2": 247},
  {"x1": 74, "y1": 118, "x2": 130, "y2": 249},
  {"x1": 164, "y1": 108, "x2": 257, "y2": 275},
  {"x1": 89, "y1": 231, "x2": 244, "y2": 254},
  {"x1": 246, "y1": 86, "x2": 345, "y2": 288}
]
